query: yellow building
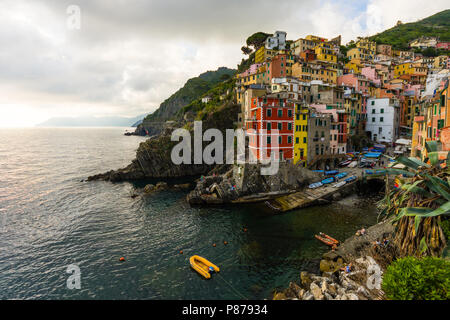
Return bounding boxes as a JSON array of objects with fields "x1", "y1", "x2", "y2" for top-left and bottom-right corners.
[
  {"x1": 291, "y1": 62, "x2": 337, "y2": 84},
  {"x1": 294, "y1": 102, "x2": 309, "y2": 166},
  {"x1": 356, "y1": 38, "x2": 377, "y2": 55},
  {"x1": 255, "y1": 47, "x2": 278, "y2": 63},
  {"x1": 345, "y1": 59, "x2": 364, "y2": 74},
  {"x1": 347, "y1": 47, "x2": 373, "y2": 61},
  {"x1": 394, "y1": 62, "x2": 413, "y2": 77},
  {"x1": 314, "y1": 42, "x2": 337, "y2": 63}
]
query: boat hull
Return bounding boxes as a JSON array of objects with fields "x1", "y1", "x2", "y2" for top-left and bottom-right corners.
[{"x1": 190, "y1": 255, "x2": 220, "y2": 279}]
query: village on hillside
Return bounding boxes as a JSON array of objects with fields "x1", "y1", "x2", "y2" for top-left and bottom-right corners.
[{"x1": 234, "y1": 32, "x2": 450, "y2": 169}]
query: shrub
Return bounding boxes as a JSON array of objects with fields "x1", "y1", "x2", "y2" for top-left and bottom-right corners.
[{"x1": 382, "y1": 256, "x2": 450, "y2": 300}]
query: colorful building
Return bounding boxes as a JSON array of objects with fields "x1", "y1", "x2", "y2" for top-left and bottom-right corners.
[{"x1": 246, "y1": 94, "x2": 294, "y2": 161}]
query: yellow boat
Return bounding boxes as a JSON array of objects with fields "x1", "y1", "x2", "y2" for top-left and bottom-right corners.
[{"x1": 190, "y1": 255, "x2": 220, "y2": 279}]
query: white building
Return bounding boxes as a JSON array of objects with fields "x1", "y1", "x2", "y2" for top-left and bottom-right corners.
[
  {"x1": 201, "y1": 96, "x2": 212, "y2": 103},
  {"x1": 366, "y1": 98, "x2": 400, "y2": 143},
  {"x1": 265, "y1": 31, "x2": 287, "y2": 50}
]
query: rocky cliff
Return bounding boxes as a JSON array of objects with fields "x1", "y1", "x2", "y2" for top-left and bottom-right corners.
[
  {"x1": 88, "y1": 101, "x2": 241, "y2": 182},
  {"x1": 134, "y1": 67, "x2": 236, "y2": 136}
]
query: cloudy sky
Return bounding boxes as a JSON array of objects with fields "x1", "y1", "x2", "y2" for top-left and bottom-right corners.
[{"x1": 0, "y1": 0, "x2": 448, "y2": 127}]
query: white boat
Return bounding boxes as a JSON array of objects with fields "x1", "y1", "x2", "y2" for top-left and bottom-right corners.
[{"x1": 332, "y1": 181, "x2": 346, "y2": 188}]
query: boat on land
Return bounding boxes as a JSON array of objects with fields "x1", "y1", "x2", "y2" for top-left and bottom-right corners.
[
  {"x1": 190, "y1": 255, "x2": 220, "y2": 279},
  {"x1": 314, "y1": 232, "x2": 339, "y2": 247},
  {"x1": 321, "y1": 177, "x2": 334, "y2": 184},
  {"x1": 334, "y1": 172, "x2": 348, "y2": 180},
  {"x1": 344, "y1": 175, "x2": 357, "y2": 182},
  {"x1": 332, "y1": 181, "x2": 346, "y2": 188},
  {"x1": 308, "y1": 182, "x2": 323, "y2": 189},
  {"x1": 324, "y1": 170, "x2": 339, "y2": 176}
]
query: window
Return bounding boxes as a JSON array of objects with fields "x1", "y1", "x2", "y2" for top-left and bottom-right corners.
[
  {"x1": 371, "y1": 101, "x2": 375, "y2": 105},
  {"x1": 372, "y1": 109, "x2": 375, "y2": 114},
  {"x1": 380, "y1": 108, "x2": 384, "y2": 114},
  {"x1": 296, "y1": 137, "x2": 299, "y2": 144},
  {"x1": 380, "y1": 117, "x2": 384, "y2": 122},
  {"x1": 372, "y1": 117, "x2": 375, "y2": 122},
  {"x1": 267, "y1": 136, "x2": 271, "y2": 144},
  {"x1": 267, "y1": 109, "x2": 272, "y2": 117},
  {"x1": 267, "y1": 122, "x2": 271, "y2": 130},
  {"x1": 288, "y1": 110, "x2": 292, "y2": 118},
  {"x1": 278, "y1": 109, "x2": 283, "y2": 117},
  {"x1": 278, "y1": 122, "x2": 282, "y2": 130},
  {"x1": 288, "y1": 123, "x2": 292, "y2": 131},
  {"x1": 302, "y1": 114, "x2": 306, "y2": 121},
  {"x1": 288, "y1": 136, "x2": 292, "y2": 144},
  {"x1": 278, "y1": 136, "x2": 282, "y2": 144},
  {"x1": 303, "y1": 137, "x2": 307, "y2": 143}
]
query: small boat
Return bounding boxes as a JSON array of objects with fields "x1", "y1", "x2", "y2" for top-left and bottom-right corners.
[
  {"x1": 190, "y1": 255, "x2": 220, "y2": 279},
  {"x1": 332, "y1": 181, "x2": 346, "y2": 188},
  {"x1": 324, "y1": 170, "x2": 339, "y2": 176},
  {"x1": 314, "y1": 234, "x2": 337, "y2": 247},
  {"x1": 308, "y1": 182, "x2": 323, "y2": 189},
  {"x1": 321, "y1": 177, "x2": 334, "y2": 184},
  {"x1": 319, "y1": 232, "x2": 339, "y2": 244},
  {"x1": 334, "y1": 172, "x2": 348, "y2": 180},
  {"x1": 365, "y1": 169, "x2": 374, "y2": 175},
  {"x1": 344, "y1": 175, "x2": 357, "y2": 182}
]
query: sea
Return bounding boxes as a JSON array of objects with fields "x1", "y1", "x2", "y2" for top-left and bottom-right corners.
[{"x1": 0, "y1": 127, "x2": 379, "y2": 299}]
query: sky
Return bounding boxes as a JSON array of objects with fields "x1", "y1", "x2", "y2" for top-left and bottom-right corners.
[{"x1": 0, "y1": 0, "x2": 448, "y2": 127}]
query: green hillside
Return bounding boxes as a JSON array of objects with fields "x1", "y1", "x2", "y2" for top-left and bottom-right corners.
[
  {"x1": 144, "y1": 67, "x2": 236, "y2": 122},
  {"x1": 369, "y1": 9, "x2": 450, "y2": 50}
]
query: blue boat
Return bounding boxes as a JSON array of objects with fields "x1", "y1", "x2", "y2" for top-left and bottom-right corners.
[
  {"x1": 312, "y1": 170, "x2": 324, "y2": 173},
  {"x1": 344, "y1": 175, "x2": 357, "y2": 182},
  {"x1": 324, "y1": 170, "x2": 339, "y2": 176},
  {"x1": 365, "y1": 169, "x2": 374, "y2": 175},
  {"x1": 334, "y1": 172, "x2": 348, "y2": 180},
  {"x1": 308, "y1": 182, "x2": 323, "y2": 189},
  {"x1": 321, "y1": 177, "x2": 334, "y2": 184}
]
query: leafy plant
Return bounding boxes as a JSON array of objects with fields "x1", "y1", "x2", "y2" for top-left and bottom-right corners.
[
  {"x1": 382, "y1": 256, "x2": 450, "y2": 300},
  {"x1": 378, "y1": 141, "x2": 449, "y2": 257}
]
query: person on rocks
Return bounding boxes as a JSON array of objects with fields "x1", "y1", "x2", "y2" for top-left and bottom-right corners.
[{"x1": 340, "y1": 263, "x2": 353, "y2": 273}]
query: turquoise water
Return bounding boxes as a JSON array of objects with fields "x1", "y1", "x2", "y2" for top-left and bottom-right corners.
[{"x1": 0, "y1": 128, "x2": 379, "y2": 299}]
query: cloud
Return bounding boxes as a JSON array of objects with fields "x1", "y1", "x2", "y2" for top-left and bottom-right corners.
[{"x1": 0, "y1": 0, "x2": 448, "y2": 126}]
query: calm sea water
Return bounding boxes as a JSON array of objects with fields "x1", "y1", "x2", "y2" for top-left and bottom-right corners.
[{"x1": 0, "y1": 128, "x2": 379, "y2": 299}]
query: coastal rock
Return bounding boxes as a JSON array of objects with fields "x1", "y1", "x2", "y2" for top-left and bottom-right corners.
[
  {"x1": 347, "y1": 293, "x2": 359, "y2": 300},
  {"x1": 310, "y1": 283, "x2": 324, "y2": 300},
  {"x1": 173, "y1": 183, "x2": 191, "y2": 190},
  {"x1": 144, "y1": 184, "x2": 156, "y2": 193},
  {"x1": 273, "y1": 292, "x2": 287, "y2": 300},
  {"x1": 155, "y1": 182, "x2": 168, "y2": 190},
  {"x1": 88, "y1": 102, "x2": 240, "y2": 182},
  {"x1": 300, "y1": 272, "x2": 313, "y2": 289},
  {"x1": 288, "y1": 282, "x2": 303, "y2": 299},
  {"x1": 302, "y1": 291, "x2": 314, "y2": 300},
  {"x1": 320, "y1": 258, "x2": 344, "y2": 273},
  {"x1": 323, "y1": 292, "x2": 334, "y2": 300}
]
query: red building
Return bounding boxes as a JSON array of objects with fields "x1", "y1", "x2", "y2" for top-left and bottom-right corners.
[
  {"x1": 436, "y1": 42, "x2": 450, "y2": 50},
  {"x1": 268, "y1": 54, "x2": 288, "y2": 82},
  {"x1": 246, "y1": 95, "x2": 294, "y2": 161}
]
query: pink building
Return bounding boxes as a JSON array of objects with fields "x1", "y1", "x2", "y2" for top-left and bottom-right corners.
[
  {"x1": 361, "y1": 66, "x2": 381, "y2": 87},
  {"x1": 337, "y1": 74, "x2": 369, "y2": 95}
]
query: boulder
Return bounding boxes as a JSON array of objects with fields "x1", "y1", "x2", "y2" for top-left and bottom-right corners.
[
  {"x1": 273, "y1": 292, "x2": 287, "y2": 300},
  {"x1": 143, "y1": 184, "x2": 155, "y2": 193},
  {"x1": 300, "y1": 272, "x2": 313, "y2": 289},
  {"x1": 310, "y1": 283, "x2": 324, "y2": 300},
  {"x1": 302, "y1": 291, "x2": 314, "y2": 300},
  {"x1": 155, "y1": 182, "x2": 169, "y2": 190}
]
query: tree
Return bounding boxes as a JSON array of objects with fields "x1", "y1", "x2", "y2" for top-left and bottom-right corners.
[
  {"x1": 378, "y1": 141, "x2": 449, "y2": 257},
  {"x1": 246, "y1": 32, "x2": 271, "y2": 50},
  {"x1": 241, "y1": 46, "x2": 253, "y2": 55}
]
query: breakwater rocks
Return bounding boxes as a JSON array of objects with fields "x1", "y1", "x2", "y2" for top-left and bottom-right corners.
[
  {"x1": 186, "y1": 163, "x2": 321, "y2": 205},
  {"x1": 276, "y1": 220, "x2": 396, "y2": 300}
]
